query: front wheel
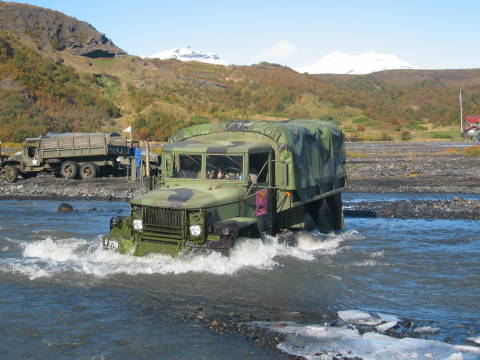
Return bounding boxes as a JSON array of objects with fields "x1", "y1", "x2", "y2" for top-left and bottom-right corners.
[
  {"x1": 317, "y1": 201, "x2": 333, "y2": 234},
  {"x1": 4, "y1": 165, "x2": 18, "y2": 183}
]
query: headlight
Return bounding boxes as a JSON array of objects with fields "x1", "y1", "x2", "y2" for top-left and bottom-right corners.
[
  {"x1": 108, "y1": 240, "x2": 119, "y2": 250},
  {"x1": 221, "y1": 226, "x2": 231, "y2": 236},
  {"x1": 133, "y1": 219, "x2": 143, "y2": 231},
  {"x1": 189, "y1": 224, "x2": 202, "y2": 237}
]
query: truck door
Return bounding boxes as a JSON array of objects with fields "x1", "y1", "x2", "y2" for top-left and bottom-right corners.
[
  {"x1": 24, "y1": 141, "x2": 40, "y2": 167},
  {"x1": 244, "y1": 151, "x2": 275, "y2": 234}
]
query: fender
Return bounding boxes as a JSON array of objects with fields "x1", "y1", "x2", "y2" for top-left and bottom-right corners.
[{"x1": 206, "y1": 217, "x2": 258, "y2": 250}]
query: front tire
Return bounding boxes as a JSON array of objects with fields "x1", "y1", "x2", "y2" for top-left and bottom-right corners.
[
  {"x1": 4, "y1": 165, "x2": 18, "y2": 183},
  {"x1": 317, "y1": 201, "x2": 333, "y2": 234},
  {"x1": 60, "y1": 161, "x2": 78, "y2": 179}
]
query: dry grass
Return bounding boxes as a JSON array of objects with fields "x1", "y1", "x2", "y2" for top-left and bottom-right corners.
[
  {"x1": 464, "y1": 145, "x2": 480, "y2": 156},
  {"x1": 346, "y1": 151, "x2": 367, "y2": 158}
]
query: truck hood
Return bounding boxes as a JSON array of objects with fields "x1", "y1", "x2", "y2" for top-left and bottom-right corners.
[
  {"x1": 130, "y1": 183, "x2": 246, "y2": 209},
  {"x1": 8, "y1": 152, "x2": 23, "y2": 161}
]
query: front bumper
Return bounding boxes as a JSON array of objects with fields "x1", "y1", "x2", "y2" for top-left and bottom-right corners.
[{"x1": 103, "y1": 216, "x2": 234, "y2": 256}]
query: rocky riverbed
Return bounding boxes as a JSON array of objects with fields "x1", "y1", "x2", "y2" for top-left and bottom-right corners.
[
  {"x1": 344, "y1": 197, "x2": 480, "y2": 220},
  {"x1": 346, "y1": 141, "x2": 480, "y2": 193},
  {"x1": 0, "y1": 175, "x2": 143, "y2": 201}
]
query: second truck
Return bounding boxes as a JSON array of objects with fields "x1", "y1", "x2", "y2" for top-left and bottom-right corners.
[{"x1": 0, "y1": 132, "x2": 129, "y2": 183}]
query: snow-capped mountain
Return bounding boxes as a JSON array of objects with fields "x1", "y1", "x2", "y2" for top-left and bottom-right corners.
[
  {"x1": 296, "y1": 51, "x2": 417, "y2": 75},
  {"x1": 147, "y1": 46, "x2": 228, "y2": 65}
]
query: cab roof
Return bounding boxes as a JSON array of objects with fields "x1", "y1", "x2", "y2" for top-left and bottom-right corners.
[{"x1": 163, "y1": 140, "x2": 271, "y2": 154}]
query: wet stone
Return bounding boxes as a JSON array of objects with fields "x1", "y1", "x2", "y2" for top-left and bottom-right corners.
[{"x1": 58, "y1": 203, "x2": 74, "y2": 213}]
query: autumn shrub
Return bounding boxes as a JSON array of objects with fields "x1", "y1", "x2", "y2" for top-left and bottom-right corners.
[
  {"x1": 401, "y1": 131, "x2": 412, "y2": 141},
  {"x1": 380, "y1": 132, "x2": 393, "y2": 141},
  {"x1": 464, "y1": 145, "x2": 480, "y2": 156}
]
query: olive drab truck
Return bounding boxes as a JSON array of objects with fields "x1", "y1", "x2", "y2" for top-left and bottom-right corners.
[
  {"x1": 0, "y1": 132, "x2": 129, "y2": 183},
  {"x1": 105, "y1": 120, "x2": 346, "y2": 256}
]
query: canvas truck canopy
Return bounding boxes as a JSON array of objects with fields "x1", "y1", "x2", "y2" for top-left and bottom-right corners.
[{"x1": 169, "y1": 120, "x2": 346, "y2": 201}]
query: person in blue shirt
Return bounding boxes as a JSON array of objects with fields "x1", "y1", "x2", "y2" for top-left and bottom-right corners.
[{"x1": 134, "y1": 145, "x2": 142, "y2": 177}]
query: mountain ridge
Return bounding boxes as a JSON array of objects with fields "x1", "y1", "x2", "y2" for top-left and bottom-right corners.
[
  {"x1": 148, "y1": 46, "x2": 228, "y2": 65},
  {"x1": 0, "y1": 2, "x2": 126, "y2": 58}
]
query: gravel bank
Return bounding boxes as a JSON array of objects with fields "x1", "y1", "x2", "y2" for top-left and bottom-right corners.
[
  {"x1": 345, "y1": 198, "x2": 480, "y2": 220},
  {"x1": 0, "y1": 176, "x2": 143, "y2": 201},
  {"x1": 346, "y1": 141, "x2": 480, "y2": 193}
]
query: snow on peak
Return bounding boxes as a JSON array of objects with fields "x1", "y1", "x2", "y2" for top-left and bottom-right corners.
[
  {"x1": 296, "y1": 51, "x2": 418, "y2": 75},
  {"x1": 147, "y1": 46, "x2": 228, "y2": 65}
]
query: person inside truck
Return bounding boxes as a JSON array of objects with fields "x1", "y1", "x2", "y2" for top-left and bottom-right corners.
[
  {"x1": 176, "y1": 155, "x2": 200, "y2": 178},
  {"x1": 206, "y1": 155, "x2": 242, "y2": 180}
]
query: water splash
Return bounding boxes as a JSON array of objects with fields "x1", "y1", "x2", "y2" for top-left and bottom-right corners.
[{"x1": 0, "y1": 230, "x2": 361, "y2": 280}]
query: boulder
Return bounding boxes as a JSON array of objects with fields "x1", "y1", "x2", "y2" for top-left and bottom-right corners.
[{"x1": 58, "y1": 203, "x2": 74, "y2": 213}]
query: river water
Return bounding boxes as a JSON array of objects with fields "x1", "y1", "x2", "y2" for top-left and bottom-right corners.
[{"x1": 0, "y1": 197, "x2": 479, "y2": 359}]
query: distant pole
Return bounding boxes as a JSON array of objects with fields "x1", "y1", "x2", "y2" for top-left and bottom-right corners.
[{"x1": 459, "y1": 88, "x2": 464, "y2": 134}]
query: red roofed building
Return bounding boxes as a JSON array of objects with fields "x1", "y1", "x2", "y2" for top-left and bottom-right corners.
[{"x1": 465, "y1": 116, "x2": 480, "y2": 136}]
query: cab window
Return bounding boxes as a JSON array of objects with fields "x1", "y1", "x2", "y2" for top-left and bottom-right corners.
[
  {"x1": 206, "y1": 155, "x2": 243, "y2": 180},
  {"x1": 166, "y1": 154, "x2": 202, "y2": 179},
  {"x1": 248, "y1": 153, "x2": 269, "y2": 184}
]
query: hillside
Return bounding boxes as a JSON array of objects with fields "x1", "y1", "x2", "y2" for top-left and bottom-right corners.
[{"x1": 0, "y1": 2, "x2": 479, "y2": 142}]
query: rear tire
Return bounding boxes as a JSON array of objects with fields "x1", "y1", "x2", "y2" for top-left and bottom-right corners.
[
  {"x1": 60, "y1": 161, "x2": 78, "y2": 179},
  {"x1": 4, "y1": 165, "x2": 18, "y2": 183},
  {"x1": 79, "y1": 163, "x2": 98, "y2": 179},
  {"x1": 303, "y1": 212, "x2": 316, "y2": 231},
  {"x1": 317, "y1": 201, "x2": 333, "y2": 234}
]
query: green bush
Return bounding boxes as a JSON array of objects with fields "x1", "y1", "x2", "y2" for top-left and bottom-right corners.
[
  {"x1": 401, "y1": 131, "x2": 412, "y2": 141},
  {"x1": 352, "y1": 116, "x2": 376, "y2": 126},
  {"x1": 430, "y1": 131, "x2": 455, "y2": 140},
  {"x1": 380, "y1": 132, "x2": 393, "y2": 141}
]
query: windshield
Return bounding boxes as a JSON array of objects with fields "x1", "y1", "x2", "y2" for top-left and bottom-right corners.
[
  {"x1": 206, "y1": 155, "x2": 243, "y2": 181},
  {"x1": 166, "y1": 154, "x2": 202, "y2": 179}
]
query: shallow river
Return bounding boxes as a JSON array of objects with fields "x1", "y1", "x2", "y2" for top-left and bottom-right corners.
[{"x1": 0, "y1": 196, "x2": 479, "y2": 359}]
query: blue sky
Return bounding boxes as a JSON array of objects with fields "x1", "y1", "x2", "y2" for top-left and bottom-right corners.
[{"x1": 8, "y1": 0, "x2": 480, "y2": 69}]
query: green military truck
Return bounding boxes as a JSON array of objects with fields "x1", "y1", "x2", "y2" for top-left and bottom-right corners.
[
  {"x1": 0, "y1": 132, "x2": 129, "y2": 183},
  {"x1": 105, "y1": 120, "x2": 346, "y2": 256}
]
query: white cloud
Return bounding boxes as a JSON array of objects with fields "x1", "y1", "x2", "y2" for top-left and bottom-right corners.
[{"x1": 255, "y1": 40, "x2": 296, "y2": 61}]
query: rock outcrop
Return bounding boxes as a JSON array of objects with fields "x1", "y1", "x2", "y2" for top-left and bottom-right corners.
[{"x1": 0, "y1": 2, "x2": 126, "y2": 58}]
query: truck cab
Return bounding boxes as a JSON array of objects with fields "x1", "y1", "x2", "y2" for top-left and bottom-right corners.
[
  {"x1": 107, "y1": 140, "x2": 273, "y2": 255},
  {"x1": 105, "y1": 120, "x2": 346, "y2": 256}
]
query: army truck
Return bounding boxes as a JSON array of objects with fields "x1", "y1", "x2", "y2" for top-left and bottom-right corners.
[
  {"x1": 105, "y1": 120, "x2": 346, "y2": 256},
  {"x1": 0, "y1": 132, "x2": 129, "y2": 183}
]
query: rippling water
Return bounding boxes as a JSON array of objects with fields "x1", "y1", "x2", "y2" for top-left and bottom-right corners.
[{"x1": 0, "y1": 198, "x2": 479, "y2": 359}]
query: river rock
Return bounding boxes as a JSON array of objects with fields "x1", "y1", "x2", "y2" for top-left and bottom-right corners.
[{"x1": 58, "y1": 203, "x2": 74, "y2": 213}]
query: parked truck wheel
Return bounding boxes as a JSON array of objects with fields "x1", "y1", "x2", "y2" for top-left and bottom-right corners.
[
  {"x1": 60, "y1": 161, "x2": 78, "y2": 179},
  {"x1": 79, "y1": 163, "x2": 98, "y2": 179},
  {"x1": 4, "y1": 165, "x2": 19, "y2": 183},
  {"x1": 317, "y1": 201, "x2": 333, "y2": 234}
]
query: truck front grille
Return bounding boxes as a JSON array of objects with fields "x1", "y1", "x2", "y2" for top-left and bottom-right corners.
[{"x1": 140, "y1": 206, "x2": 185, "y2": 243}]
